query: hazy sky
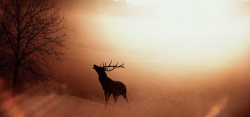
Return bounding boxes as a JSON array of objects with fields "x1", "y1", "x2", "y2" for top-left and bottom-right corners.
[
  {"x1": 2, "y1": 1, "x2": 250, "y2": 117},
  {"x1": 62, "y1": 0, "x2": 250, "y2": 74},
  {"x1": 1, "y1": 1, "x2": 250, "y2": 117},
  {"x1": 51, "y1": 0, "x2": 250, "y2": 93}
]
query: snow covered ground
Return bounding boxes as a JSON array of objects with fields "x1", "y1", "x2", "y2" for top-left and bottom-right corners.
[
  {"x1": 0, "y1": 93, "x2": 133, "y2": 117},
  {"x1": 0, "y1": 78, "x2": 249, "y2": 117},
  {"x1": 0, "y1": 91, "x2": 227, "y2": 117}
]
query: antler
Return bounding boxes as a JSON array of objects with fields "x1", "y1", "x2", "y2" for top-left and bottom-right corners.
[{"x1": 102, "y1": 60, "x2": 125, "y2": 71}]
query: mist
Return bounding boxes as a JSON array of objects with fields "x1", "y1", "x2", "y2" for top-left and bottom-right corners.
[{"x1": 1, "y1": 0, "x2": 250, "y2": 117}]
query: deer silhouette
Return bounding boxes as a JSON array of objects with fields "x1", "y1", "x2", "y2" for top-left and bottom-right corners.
[{"x1": 93, "y1": 61, "x2": 128, "y2": 106}]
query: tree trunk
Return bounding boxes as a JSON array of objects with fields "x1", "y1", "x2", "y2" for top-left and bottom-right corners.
[
  {"x1": 13, "y1": 0, "x2": 20, "y2": 88},
  {"x1": 13, "y1": 62, "x2": 19, "y2": 88}
]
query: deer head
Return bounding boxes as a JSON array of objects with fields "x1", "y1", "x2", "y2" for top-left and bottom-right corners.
[{"x1": 93, "y1": 60, "x2": 125, "y2": 72}]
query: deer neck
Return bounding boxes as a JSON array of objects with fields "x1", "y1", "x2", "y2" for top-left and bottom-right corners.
[
  {"x1": 96, "y1": 71, "x2": 108, "y2": 78},
  {"x1": 97, "y1": 71, "x2": 111, "y2": 86}
]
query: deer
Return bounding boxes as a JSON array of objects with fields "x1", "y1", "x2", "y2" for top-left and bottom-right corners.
[{"x1": 93, "y1": 61, "x2": 129, "y2": 106}]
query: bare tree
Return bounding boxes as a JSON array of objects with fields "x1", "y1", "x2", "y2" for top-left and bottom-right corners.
[{"x1": 0, "y1": 0, "x2": 67, "y2": 88}]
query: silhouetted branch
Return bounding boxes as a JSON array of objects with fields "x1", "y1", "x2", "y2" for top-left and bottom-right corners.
[{"x1": 0, "y1": 0, "x2": 67, "y2": 87}]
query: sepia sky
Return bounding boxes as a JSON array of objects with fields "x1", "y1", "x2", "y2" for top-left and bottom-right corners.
[
  {"x1": 1, "y1": 1, "x2": 250, "y2": 117},
  {"x1": 53, "y1": 2, "x2": 250, "y2": 116},
  {"x1": 58, "y1": 0, "x2": 250, "y2": 83}
]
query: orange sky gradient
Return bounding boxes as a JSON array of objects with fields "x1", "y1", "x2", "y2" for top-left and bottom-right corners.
[
  {"x1": 60, "y1": 0, "x2": 250, "y2": 83},
  {"x1": 1, "y1": 1, "x2": 250, "y2": 117}
]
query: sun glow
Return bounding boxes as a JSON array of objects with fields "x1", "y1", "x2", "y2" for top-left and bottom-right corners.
[
  {"x1": 76, "y1": 0, "x2": 250, "y2": 76},
  {"x1": 125, "y1": 0, "x2": 151, "y2": 6},
  {"x1": 96, "y1": 0, "x2": 250, "y2": 66}
]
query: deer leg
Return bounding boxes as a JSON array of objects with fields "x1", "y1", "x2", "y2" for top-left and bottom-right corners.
[
  {"x1": 122, "y1": 94, "x2": 129, "y2": 103},
  {"x1": 113, "y1": 95, "x2": 117, "y2": 104},
  {"x1": 105, "y1": 92, "x2": 111, "y2": 105},
  {"x1": 107, "y1": 93, "x2": 111, "y2": 101},
  {"x1": 104, "y1": 92, "x2": 107, "y2": 102},
  {"x1": 104, "y1": 92, "x2": 108, "y2": 107}
]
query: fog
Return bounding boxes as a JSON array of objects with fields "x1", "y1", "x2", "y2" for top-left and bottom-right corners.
[
  {"x1": 1, "y1": 0, "x2": 250, "y2": 117},
  {"x1": 1, "y1": 75, "x2": 250, "y2": 117}
]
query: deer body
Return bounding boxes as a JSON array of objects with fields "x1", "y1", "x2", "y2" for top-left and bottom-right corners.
[{"x1": 93, "y1": 63, "x2": 128, "y2": 105}]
